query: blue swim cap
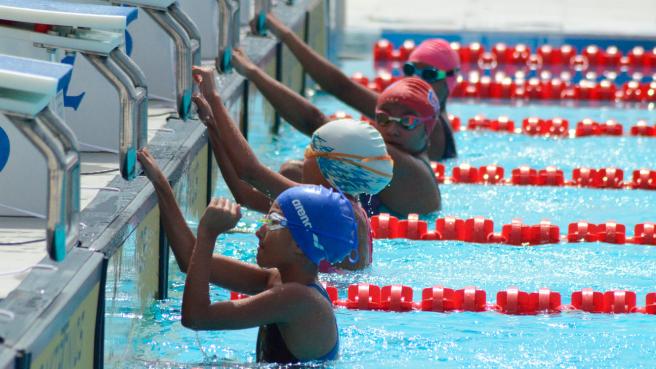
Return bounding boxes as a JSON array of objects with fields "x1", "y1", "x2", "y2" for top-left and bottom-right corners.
[{"x1": 276, "y1": 185, "x2": 359, "y2": 265}]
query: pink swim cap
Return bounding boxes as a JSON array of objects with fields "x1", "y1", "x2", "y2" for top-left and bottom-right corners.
[
  {"x1": 376, "y1": 77, "x2": 440, "y2": 134},
  {"x1": 408, "y1": 38, "x2": 460, "y2": 93}
]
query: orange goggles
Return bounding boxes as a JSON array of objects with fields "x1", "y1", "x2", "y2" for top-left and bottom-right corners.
[{"x1": 304, "y1": 146, "x2": 394, "y2": 178}]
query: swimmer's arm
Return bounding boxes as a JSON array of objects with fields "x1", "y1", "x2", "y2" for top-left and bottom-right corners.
[
  {"x1": 182, "y1": 282, "x2": 308, "y2": 330},
  {"x1": 156, "y1": 188, "x2": 271, "y2": 289},
  {"x1": 205, "y1": 91, "x2": 299, "y2": 198},
  {"x1": 378, "y1": 146, "x2": 441, "y2": 215},
  {"x1": 183, "y1": 226, "x2": 279, "y2": 313},
  {"x1": 266, "y1": 14, "x2": 379, "y2": 118},
  {"x1": 233, "y1": 49, "x2": 327, "y2": 137},
  {"x1": 205, "y1": 120, "x2": 272, "y2": 213},
  {"x1": 193, "y1": 92, "x2": 272, "y2": 212}
]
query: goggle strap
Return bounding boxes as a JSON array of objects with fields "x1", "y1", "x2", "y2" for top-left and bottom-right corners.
[
  {"x1": 404, "y1": 62, "x2": 459, "y2": 78},
  {"x1": 306, "y1": 148, "x2": 394, "y2": 178}
]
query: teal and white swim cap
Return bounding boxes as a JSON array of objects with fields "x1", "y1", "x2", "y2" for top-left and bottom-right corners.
[{"x1": 306, "y1": 119, "x2": 393, "y2": 195}]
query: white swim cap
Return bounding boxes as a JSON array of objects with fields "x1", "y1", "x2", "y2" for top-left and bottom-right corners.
[{"x1": 307, "y1": 119, "x2": 393, "y2": 195}]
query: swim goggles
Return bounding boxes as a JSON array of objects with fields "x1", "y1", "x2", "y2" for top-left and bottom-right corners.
[
  {"x1": 304, "y1": 146, "x2": 393, "y2": 178},
  {"x1": 261, "y1": 212, "x2": 287, "y2": 231},
  {"x1": 375, "y1": 110, "x2": 434, "y2": 131},
  {"x1": 403, "y1": 62, "x2": 459, "y2": 83}
]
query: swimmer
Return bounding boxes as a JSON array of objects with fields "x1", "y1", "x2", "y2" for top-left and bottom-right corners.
[
  {"x1": 179, "y1": 185, "x2": 358, "y2": 363},
  {"x1": 253, "y1": 14, "x2": 459, "y2": 161},
  {"x1": 230, "y1": 50, "x2": 441, "y2": 215},
  {"x1": 173, "y1": 66, "x2": 392, "y2": 270}
]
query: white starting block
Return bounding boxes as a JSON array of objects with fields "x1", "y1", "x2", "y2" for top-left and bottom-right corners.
[
  {"x1": 180, "y1": 0, "x2": 219, "y2": 61},
  {"x1": 104, "y1": 0, "x2": 201, "y2": 120},
  {"x1": 0, "y1": 54, "x2": 80, "y2": 262},
  {"x1": 0, "y1": 0, "x2": 147, "y2": 181}
]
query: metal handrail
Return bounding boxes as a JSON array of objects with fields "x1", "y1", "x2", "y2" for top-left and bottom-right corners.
[
  {"x1": 109, "y1": 1, "x2": 202, "y2": 120},
  {"x1": 86, "y1": 49, "x2": 147, "y2": 181},
  {"x1": 0, "y1": 4, "x2": 148, "y2": 181},
  {"x1": 5, "y1": 105, "x2": 80, "y2": 262}
]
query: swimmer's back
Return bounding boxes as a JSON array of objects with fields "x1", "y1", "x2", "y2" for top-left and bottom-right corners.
[{"x1": 256, "y1": 282, "x2": 338, "y2": 363}]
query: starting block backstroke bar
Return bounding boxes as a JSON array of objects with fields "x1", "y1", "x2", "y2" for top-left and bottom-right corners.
[
  {"x1": 0, "y1": 54, "x2": 80, "y2": 261},
  {"x1": 107, "y1": 0, "x2": 201, "y2": 120},
  {"x1": 0, "y1": 0, "x2": 147, "y2": 180}
]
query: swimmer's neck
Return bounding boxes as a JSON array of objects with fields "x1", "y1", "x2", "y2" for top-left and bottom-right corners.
[{"x1": 276, "y1": 262, "x2": 318, "y2": 286}]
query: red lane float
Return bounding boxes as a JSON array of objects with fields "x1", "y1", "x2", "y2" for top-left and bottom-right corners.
[
  {"x1": 419, "y1": 286, "x2": 456, "y2": 312},
  {"x1": 500, "y1": 219, "x2": 530, "y2": 245},
  {"x1": 373, "y1": 40, "x2": 656, "y2": 75},
  {"x1": 234, "y1": 285, "x2": 656, "y2": 315},
  {"x1": 571, "y1": 288, "x2": 604, "y2": 313},
  {"x1": 380, "y1": 285, "x2": 414, "y2": 311},
  {"x1": 396, "y1": 214, "x2": 428, "y2": 240},
  {"x1": 567, "y1": 222, "x2": 598, "y2": 242},
  {"x1": 337, "y1": 283, "x2": 382, "y2": 310},
  {"x1": 634, "y1": 223, "x2": 656, "y2": 245},
  {"x1": 444, "y1": 113, "x2": 655, "y2": 138},
  {"x1": 646, "y1": 292, "x2": 656, "y2": 314},
  {"x1": 434, "y1": 163, "x2": 654, "y2": 192},
  {"x1": 371, "y1": 214, "x2": 655, "y2": 247},
  {"x1": 496, "y1": 288, "x2": 563, "y2": 314},
  {"x1": 356, "y1": 72, "x2": 656, "y2": 103}
]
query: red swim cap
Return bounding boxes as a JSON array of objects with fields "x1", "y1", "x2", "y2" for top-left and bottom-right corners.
[
  {"x1": 376, "y1": 77, "x2": 440, "y2": 134},
  {"x1": 409, "y1": 38, "x2": 460, "y2": 93}
]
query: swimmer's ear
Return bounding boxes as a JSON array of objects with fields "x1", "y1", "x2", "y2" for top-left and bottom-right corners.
[{"x1": 347, "y1": 247, "x2": 360, "y2": 264}]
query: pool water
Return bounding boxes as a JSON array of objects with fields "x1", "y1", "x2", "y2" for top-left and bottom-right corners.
[{"x1": 104, "y1": 55, "x2": 656, "y2": 368}]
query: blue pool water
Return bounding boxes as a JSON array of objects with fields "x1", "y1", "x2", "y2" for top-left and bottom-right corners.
[{"x1": 104, "y1": 56, "x2": 656, "y2": 368}]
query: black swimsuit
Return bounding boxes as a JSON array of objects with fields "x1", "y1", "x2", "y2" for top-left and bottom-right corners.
[
  {"x1": 440, "y1": 113, "x2": 457, "y2": 159},
  {"x1": 256, "y1": 283, "x2": 339, "y2": 363}
]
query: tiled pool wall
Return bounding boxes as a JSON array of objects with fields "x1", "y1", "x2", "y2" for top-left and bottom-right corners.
[{"x1": 0, "y1": 1, "x2": 329, "y2": 368}]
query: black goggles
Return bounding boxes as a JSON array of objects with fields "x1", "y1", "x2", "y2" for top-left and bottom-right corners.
[{"x1": 403, "y1": 62, "x2": 459, "y2": 83}]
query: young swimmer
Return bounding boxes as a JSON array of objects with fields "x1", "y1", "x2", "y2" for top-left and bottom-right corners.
[
  {"x1": 248, "y1": 14, "x2": 459, "y2": 161},
  {"x1": 180, "y1": 185, "x2": 358, "y2": 363},
  {"x1": 189, "y1": 65, "x2": 392, "y2": 269},
  {"x1": 228, "y1": 50, "x2": 441, "y2": 215},
  {"x1": 404, "y1": 39, "x2": 459, "y2": 160}
]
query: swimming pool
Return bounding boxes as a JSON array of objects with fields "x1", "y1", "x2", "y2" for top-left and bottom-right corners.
[{"x1": 104, "y1": 47, "x2": 656, "y2": 368}]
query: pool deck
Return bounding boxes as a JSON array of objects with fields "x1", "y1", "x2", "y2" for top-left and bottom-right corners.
[{"x1": 346, "y1": 0, "x2": 656, "y2": 37}]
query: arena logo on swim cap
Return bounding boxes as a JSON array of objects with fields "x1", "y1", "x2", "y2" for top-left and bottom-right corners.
[
  {"x1": 292, "y1": 199, "x2": 313, "y2": 228},
  {"x1": 311, "y1": 135, "x2": 334, "y2": 152},
  {"x1": 312, "y1": 234, "x2": 325, "y2": 252}
]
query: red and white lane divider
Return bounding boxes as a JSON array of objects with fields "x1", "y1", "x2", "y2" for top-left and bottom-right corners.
[
  {"x1": 430, "y1": 163, "x2": 656, "y2": 191},
  {"x1": 232, "y1": 285, "x2": 656, "y2": 315},
  {"x1": 370, "y1": 213, "x2": 655, "y2": 246},
  {"x1": 372, "y1": 39, "x2": 656, "y2": 71},
  {"x1": 448, "y1": 114, "x2": 656, "y2": 138},
  {"x1": 351, "y1": 70, "x2": 656, "y2": 103},
  {"x1": 329, "y1": 111, "x2": 656, "y2": 138}
]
